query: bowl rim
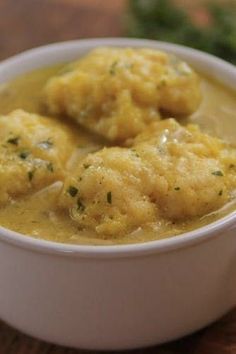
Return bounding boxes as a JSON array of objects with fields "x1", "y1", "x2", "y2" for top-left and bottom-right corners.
[{"x1": 0, "y1": 37, "x2": 235, "y2": 258}]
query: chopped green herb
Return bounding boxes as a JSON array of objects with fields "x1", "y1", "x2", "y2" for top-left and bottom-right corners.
[
  {"x1": 107, "y1": 191, "x2": 112, "y2": 204},
  {"x1": 38, "y1": 139, "x2": 53, "y2": 150},
  {"x1": 126, "y1": 0, "x2": 236, "y2": 65},
  {"x1": 157, "y1": 79, "x2": 167, "y2": 88},
  {"x1": 19, "y1": 151, "x2": 30, "y2": 159},
  {"x1": 109, "y1": 61, "x2": 118, "y2": 75},
  {"x1": 131, "y1": 149, "x2": 139, "y2": 157},
  {"x1": 125, "y1": 62, "x2": 133, "y2": 70},
  {"x1": 7, "y1": 136, "x2": 19, "y2": 145},
  {"x1": 157, "y1": 147, "x2": 164, "y2": 154},
  {"x1": 212, "y1": 170, "x2": 224, "y2": 177},
  {"x1": 174, "y1": 187, "x2": 181, "y2": 191},
  {"x1": 79, "y1": 110, "x2": 90, "y2": 119},
  {"x1": 47, "y1": 162, "x2": 54, "y2": 172},
  {"x1": 77, "y1": 199, "x2": 85, "y2": 212},
  {"x1": 67, "y1": 185, "x2": 78, "y2": 197},
  {"x1": 218, "y1": 190, "x2": 223, "y2": 196},
  {"x1": 83, "y1": 164, "x2": 91, "y2": 169},
  {"x1": 28, "y1": 170, "x2": 34, "y2": 181}
]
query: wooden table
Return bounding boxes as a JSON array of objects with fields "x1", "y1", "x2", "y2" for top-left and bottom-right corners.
[{"x1": 0, "y1": 1, "x2": 236, "y2": 353}]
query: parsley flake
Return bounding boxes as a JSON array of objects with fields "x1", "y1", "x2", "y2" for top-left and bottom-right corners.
[
  {"x1": 107, "y1": 191, "x2": 112, "y2": 204},
  {"x1": 157, "y1": 79, "x2": 167, "y2": 88},
  {"x1": 28, "y1": 170, "x2": 34, "y2": 181},
  {"x1": 77, "y1": 199, "x2": 85, "y2": 212},
  {"x1": 109, "y1": 61, "x2": 118, "y2": 75},
  {"x1": 131, "y1": 149, "x2": 139, "y2": 157},
  {"x1": 212, "y1": 170, "x2": 224, "y2": 177},
  {"x1": 79, "y1": 110, "x2": 90, "y2": 119},
  {"x1": 67, "y1": 186, "x2": 78, "y2": 197},
  {"x1": 47, "y1": 162, "x2": 54, "y2": 172},
  {"x1": 19, "y1": 151, "x2": 30, "y2": 160},
  {"x1": 7, "y1": 136, "x2": 19, "y2": 145}
]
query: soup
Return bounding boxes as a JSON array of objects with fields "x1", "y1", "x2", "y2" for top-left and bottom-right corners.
[{"x1": 0, "y1": 48, "x2": 235, "y2": 245}]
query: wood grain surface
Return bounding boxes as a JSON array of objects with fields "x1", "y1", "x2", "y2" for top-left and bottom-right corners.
[{"x1": 0, "y1": 0, "x2": 236, "y2": 353}]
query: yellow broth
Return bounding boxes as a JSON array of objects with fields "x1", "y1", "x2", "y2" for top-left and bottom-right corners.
[{"x1": 0, "y1": 65, "x2": 235, "y2": 245}]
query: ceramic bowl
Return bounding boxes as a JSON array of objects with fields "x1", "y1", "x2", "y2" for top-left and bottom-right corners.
[{"x1": 0, "y1": 38, "x2": 235, "y2": 350}]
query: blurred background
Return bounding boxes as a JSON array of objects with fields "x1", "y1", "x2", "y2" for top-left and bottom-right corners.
[{"x1": 0, "y1": 0, "x2": 235, "y2": 63}]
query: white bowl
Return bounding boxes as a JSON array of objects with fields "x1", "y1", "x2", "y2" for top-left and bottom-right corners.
[{"x1": 0, "y1": 38, "x2": 236, "y2": 350}]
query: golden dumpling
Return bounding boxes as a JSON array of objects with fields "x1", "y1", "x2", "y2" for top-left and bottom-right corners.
[
  {"x1": 0, "y1": 109, "x2": 77, "y2": 205},
  {"x1": 59, "y1": 119, "x2": 235, "y2": 236},
  {"x1": 44, "y1": 47, "x2": 201, "y2": 142}
]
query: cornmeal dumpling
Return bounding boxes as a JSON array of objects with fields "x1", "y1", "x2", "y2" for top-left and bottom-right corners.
[
  {"x1": 60, "y1": 119, "x2": 236, "y2": 236},
  {"x1": 0, "y1": 109, "x2": 77, "y2": 205},
  {"x1": 44, "y1": 47, "x2": 202, "y2": 142}
]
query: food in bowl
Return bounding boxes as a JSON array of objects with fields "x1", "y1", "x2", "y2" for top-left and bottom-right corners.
[
  {"x1": 0, "y1": 39, "x2": 236, "y2": 351},
  {"x1": 0, "y1": 47, "x2": 235, "y2": 245}
]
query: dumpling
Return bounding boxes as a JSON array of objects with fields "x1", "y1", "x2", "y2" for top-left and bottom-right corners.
[
  {"x1": 0, "y1": 109, "x2": 77, "y2": 205},
  {"x1": 44, "y1": 47, "x2": 201, "y2": 142},
  {"x1": 59, "y1": 119, "x2": 235, "y2": 236}
]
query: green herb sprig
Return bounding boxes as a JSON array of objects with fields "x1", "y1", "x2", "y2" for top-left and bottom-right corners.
[{"x1": 126, "y1": 0, "x2": 236, "y2": 64}]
